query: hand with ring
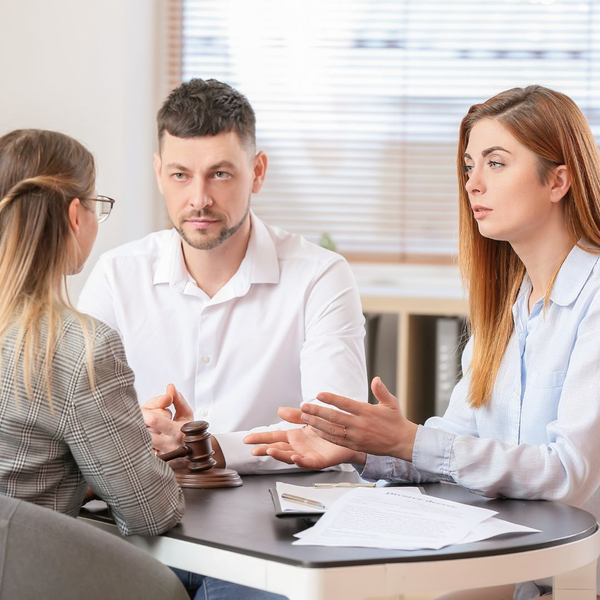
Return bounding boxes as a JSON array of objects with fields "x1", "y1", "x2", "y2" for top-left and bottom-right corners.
[{"x1": 299, "y1": 377, "x2": 418, "y2": 462}]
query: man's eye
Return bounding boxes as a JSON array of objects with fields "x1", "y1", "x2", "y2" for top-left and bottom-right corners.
[
  {"x1": 214, "y1": 171, "x2": 230, "y2": 179},
  {"x1": 173, "y1": 173, "x2": 187, "y2": 181}
]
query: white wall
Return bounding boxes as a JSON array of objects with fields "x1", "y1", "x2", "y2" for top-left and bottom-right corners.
[{"x1": 0, "y1": 0, "x2": 166, "y2": 300}]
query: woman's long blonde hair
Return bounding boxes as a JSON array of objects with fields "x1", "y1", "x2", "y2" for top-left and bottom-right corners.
[
  {"x1": 458, "y1": 86, "x2": 600, "y2": 408},
  {"x1": 0, "y1": 129, "x2": 96, "y2": 405}
]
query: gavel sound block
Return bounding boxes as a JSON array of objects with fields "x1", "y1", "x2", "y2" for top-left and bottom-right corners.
[{"x1": 157, "y1": 421, "x2": 242, "y2": 489}]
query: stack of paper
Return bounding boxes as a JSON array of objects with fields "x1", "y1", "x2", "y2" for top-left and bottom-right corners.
[{"x1": 291, "y1": 488, "x2": 539, "y2": 549}]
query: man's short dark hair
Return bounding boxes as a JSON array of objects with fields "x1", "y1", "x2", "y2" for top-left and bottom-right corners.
[{"x1": 157, "y1": 79, "x2": 256, "y2": 153}]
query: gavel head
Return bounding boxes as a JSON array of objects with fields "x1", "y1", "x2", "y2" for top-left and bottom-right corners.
[
  {"x1": 157, "y1": 420, "x2": 217, "y2": 472},
  {"x1": 179, "y1": 420, "x2": 217, "y2": 472},
  {"x1": 159, "y1": 420, "x2": 243, "y2": 489}
]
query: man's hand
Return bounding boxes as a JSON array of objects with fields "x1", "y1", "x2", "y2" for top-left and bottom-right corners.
[
  {"x1": 243, "y1": 406, "x2": 365, "y2": 470},
  {"x1": 142, "y1": 383, "x2": 193, "y2": 453}
]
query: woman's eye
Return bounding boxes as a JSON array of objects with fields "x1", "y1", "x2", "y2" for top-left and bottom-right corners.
[
  {"x1": 488, "y1": 160, "x2": 504, "y2": 168},
  {"x1": 462, "y1": 164, "x2": 473, "y2": 174}
]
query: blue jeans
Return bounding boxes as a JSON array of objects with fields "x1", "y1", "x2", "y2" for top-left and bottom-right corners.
[{"x1": 171, "y1": 568, "x2": 288, "y2": 600}]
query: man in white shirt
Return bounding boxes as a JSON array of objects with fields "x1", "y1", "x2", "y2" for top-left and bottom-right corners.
[{"x1": 78, "y1": 78, "x2": 367, "y2": 475}]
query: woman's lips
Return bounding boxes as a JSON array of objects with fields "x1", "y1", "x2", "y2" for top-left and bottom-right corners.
[{"x1": 472, "y1": 205, "x2": 492, "y2": 220}]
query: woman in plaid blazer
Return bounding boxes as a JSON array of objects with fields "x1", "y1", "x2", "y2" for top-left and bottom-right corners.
[{"x1": 0, "y1": 129, "x2": 184, "y2": 537}]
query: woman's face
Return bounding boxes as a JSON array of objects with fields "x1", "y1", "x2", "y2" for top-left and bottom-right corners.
[{"x1": 462, "y1": 118, "x2": 567, "y2": 249}]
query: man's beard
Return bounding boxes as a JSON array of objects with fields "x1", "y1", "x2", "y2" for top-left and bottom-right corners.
[{"x1": 175, "y1": 203, "x2": 250, "y2": 251}]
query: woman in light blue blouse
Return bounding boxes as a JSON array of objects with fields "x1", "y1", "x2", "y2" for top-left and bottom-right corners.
[{"x1": 245, "y1": 86, "x2": 600, "y2": 600}]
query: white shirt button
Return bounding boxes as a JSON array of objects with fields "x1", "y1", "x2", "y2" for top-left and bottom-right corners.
[
  {"x1": 198, "y1": 409, "x2": 209, "y2": 417},
  {"x1": 201, "y1": 355, "x2": 210, "y2": 363}
]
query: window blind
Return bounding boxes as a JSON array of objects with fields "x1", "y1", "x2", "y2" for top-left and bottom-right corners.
[{"x1": 165, "y1": 0, "x2": 600, "y2": 262}]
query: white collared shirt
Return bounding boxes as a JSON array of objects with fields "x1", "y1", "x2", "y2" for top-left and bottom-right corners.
[{"x1": 78, "y1": 212, "x2": 367, "y2": 473}]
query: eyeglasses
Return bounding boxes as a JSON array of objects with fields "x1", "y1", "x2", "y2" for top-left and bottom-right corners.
[{"x1": 84, "y1": 195, "x2": 115, "y2": 223}]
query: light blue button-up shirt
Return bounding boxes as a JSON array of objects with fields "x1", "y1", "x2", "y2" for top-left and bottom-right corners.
[{"x1": 362, "y1": 243, "x2": 600, "y2": 598}]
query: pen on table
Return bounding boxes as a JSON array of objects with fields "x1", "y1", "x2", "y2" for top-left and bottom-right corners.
[
  {"x1": 313, "y1": 482, "x2": 376, "y2": 488},
  {"x1": 281, "y1": 493, "x2": 326, "y2": 509}
]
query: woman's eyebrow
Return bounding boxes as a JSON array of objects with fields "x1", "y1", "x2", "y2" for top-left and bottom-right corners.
[
  {"x1": 482, "y1": 146, "x2": 511, "y2": 157},
  {"x1": 463, "y1": 147, "x2": 511, "y2": 160}
]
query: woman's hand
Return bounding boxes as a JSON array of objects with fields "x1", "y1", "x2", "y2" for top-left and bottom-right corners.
[
  {"x1": 301, "y1": 377, "x2": 418, "y2": 462},
  {"x1": 243, "y1": 407, "x2": 366, "y2": 470}
]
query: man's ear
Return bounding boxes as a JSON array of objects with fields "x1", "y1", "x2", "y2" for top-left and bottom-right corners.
[
  {"x1": 68, "y1": 198, "x2": 82, "y2": 236},
  {"x1": 251, "y1": 151, "x2": 268, "y2": 194},
  {"x1": 550, "y1": 165, "x2": 571, "y2": 204},
  {"x1": 153, "y1": 153, "x2": 164, "y2": 194}
]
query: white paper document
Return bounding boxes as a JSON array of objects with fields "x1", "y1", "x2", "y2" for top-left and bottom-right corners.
[
  {"x1": 292, "y1": 488, "x2": 539, "y2": 549},
  {"x1": 458, "y1": 516, "x2": 540, "y2": 544},
  {"x1": 276, "y1": 482, "x2": 422, "y2": 514}
]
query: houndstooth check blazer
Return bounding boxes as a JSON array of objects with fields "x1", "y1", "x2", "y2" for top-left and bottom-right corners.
[{"x1": 0, "y1": 312, "x2": 184, "y2": 536}]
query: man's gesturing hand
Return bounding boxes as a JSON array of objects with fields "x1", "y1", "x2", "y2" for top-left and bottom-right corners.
[{"x1": 142, "y1": 383, "x2": 194, "y2": 453}]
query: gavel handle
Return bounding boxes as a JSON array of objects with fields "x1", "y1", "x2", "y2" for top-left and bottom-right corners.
[{"x1": 157, "y1": 445, "x2": 189, "y2": 462}]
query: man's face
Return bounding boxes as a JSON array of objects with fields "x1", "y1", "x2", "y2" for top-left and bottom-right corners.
[{"x1": 154, "y1": 131, "x2": 266, "y2": 251}]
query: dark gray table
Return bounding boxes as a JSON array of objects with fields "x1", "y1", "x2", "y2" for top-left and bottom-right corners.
[{"x1": 81, "y1": 470, "x2": 600, "y2": 599}]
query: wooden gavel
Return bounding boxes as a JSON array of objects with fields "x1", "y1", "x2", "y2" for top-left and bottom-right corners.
[{"x1": 157, "y1": 421, "x2": 242, "y2": 489}]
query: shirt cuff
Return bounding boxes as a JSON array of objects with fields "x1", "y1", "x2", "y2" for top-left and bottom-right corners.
[
  {"x1": 357, "y1": 453, "x2": 388, "y2": 481},
  {"x1": 357, "y1": 453, "x2": 424, "y2": 482},
  {"x1": 412, "y1": 424, "x2": 456, "y2": 481}
]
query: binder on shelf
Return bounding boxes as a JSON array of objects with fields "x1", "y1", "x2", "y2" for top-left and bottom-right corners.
[{"x1": 434, "y1": 317, "x2": 468, "y2": 417}]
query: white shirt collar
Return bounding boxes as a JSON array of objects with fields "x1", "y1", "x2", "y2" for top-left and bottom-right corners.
[
  {"x1": 152, "y1": 211, "x2": 280, "y2": 296},
  {"x1": 516, "y1": 241, "x2": 600, "y2": 308},
  {"x1": 550, "y1": 242, "x2": 600, "y2": 306}
]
